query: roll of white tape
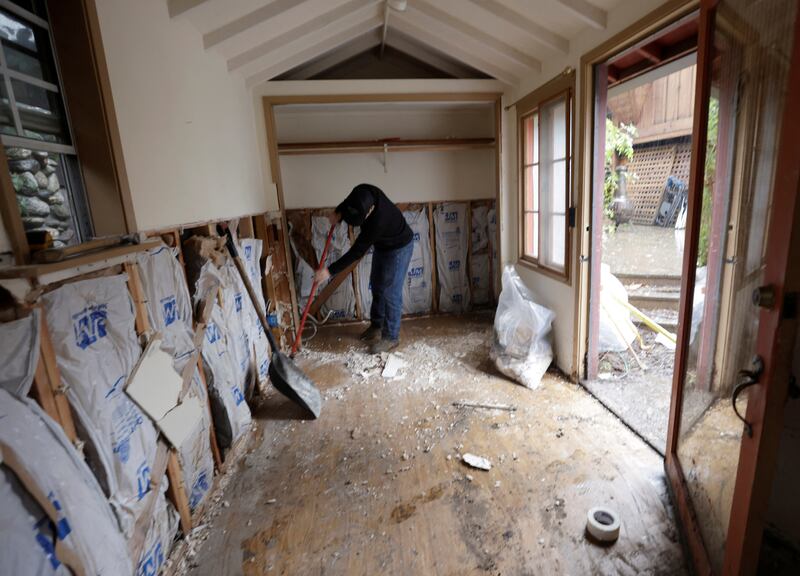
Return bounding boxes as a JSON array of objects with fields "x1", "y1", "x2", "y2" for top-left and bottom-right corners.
[{"x1": 586, "y1": 507, "x2": 620, "y2": 543}]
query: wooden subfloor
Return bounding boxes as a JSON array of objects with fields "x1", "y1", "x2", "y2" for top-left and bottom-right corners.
[{"x1": 184, "y1": 314, "x2": 686, "y2": 575}]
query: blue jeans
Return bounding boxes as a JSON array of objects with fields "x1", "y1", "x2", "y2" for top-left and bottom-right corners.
[{"x1": 369, "y1": 240, "x2": 413, "y2": 340}]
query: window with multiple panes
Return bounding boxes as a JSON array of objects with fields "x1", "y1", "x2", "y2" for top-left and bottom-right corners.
[
  {"x1": 0, "y1": 0, "x2": 91, "y2": 247},
  {"x1": 519, "y1": 78, "x2": 572, "y2": 280}
]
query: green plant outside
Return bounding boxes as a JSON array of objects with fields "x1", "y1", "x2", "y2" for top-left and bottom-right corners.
[
  {"x1": 604, "y1": 119, "x2": 637, "y2": 220},
  {"x1": 697, "y1": 97, "x2": 719, "y2": 267}
]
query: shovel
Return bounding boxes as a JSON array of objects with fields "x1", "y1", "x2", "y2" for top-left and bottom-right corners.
[{"x1": 220, "y1": 226, "x2": 322, "y2": 419}]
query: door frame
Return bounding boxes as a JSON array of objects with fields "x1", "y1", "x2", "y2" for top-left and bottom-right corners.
[
  {"x1": 574, "y1": 0, "x2": 700, "y2": 382},
  {"x1": 663, "y1": 1, "x2": 800, "y2": 574}
]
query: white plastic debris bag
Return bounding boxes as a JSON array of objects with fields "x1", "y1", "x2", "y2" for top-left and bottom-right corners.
[
  {"x1": 403, "y1": 209, "x2": 433, "y2": 314},
  {"x1": 490, "y1": 266, "x2": 555, "y2": 389},
  {"x1": 435, "y1": 202, "x2": 471, "y2": 312},
  {"x1": 239, "y1": 238, "x2": 271, "y2": 383},
  {"x1": 312, "y1": 217, "x2": 355, "y2": 320},
  {"x1": 598, "y1": 264, "x2": 637, "y2": 352},
  {"x1": 41, "y1": 275, "x2": 159, "y2": 537},
  {"x1": 357, "y1": 243, "x2": 374, "y2": 319},
  {"x1": 136, "y1": 246, "x2": 214, "y2": 511},
  {"x1": 196, "y1": 262, "x2": 252, "y2": 450}
]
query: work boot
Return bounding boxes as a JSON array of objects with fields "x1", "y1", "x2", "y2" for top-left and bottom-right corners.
[
  {"x1": 359, "y1": 323, "x2": 382, "y2": 342},
  {"x1": 369, "y1": 337, "x2": 399, "y2": 354}
]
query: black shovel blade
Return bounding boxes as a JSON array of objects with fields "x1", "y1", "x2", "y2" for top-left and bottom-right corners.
[{"x1": 268, "y1": 351, "x2": 322, "y2": 419}]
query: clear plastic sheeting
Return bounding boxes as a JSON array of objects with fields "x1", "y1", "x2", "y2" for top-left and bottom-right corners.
[
  {"x1": 402, "y1": 209, "x2": 433, "y2": 314},
  {"x1": 490, "y1": 266, "x2": 555, "y2": 389},
  {"x1": 41, "y1": 275, "x2": 158, "y2": 537},
  {"x1": 136, "y1": 245, "x2": 214, "y2": 512},
  {"x1": 435, "y1": 202, "x2": 471, "y2": 313},
  {"x1": 598, "y1": 264, "x2": 637, "y2": 353},
  {"x1": 312, "y1": 217, "x2": 355, "y2": 320},
  {"x1": 196, "y1": 263, "x2": 252, "y2": 450}
]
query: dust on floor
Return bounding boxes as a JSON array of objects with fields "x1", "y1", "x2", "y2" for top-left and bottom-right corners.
[{"x1": 180, "y1": 313, "x2": 687, "y2": 575}]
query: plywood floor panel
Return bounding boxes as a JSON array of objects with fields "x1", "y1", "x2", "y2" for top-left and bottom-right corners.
[{"x1": 183, "y1": 315, "x2": 686, "y2": 575}]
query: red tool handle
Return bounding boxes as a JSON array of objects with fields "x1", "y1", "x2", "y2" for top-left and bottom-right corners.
[{"x1": 292, "y1": 222, "x2": 336, "y2": 355}]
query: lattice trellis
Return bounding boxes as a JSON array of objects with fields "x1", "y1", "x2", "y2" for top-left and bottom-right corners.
[{"x1": 625, "y1": 140, "x2": 693, "y2": 225}]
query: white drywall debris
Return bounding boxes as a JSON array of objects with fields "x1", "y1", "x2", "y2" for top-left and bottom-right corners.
[
  {"x1": 126, "y1": 337, "x2": 182, "y2": 422},
  {"x1": 435, "y1": 202, "x2": 471, "y2": 312},
  {"x1": 462, "y1": 453, "x2": 492, "y2": 471},
  {"x1": 159, "y1": 395, "x2": 204, "y2": 449},
  {"x1": 382, "y1": 353, "x2": 407, "y2": 379}
]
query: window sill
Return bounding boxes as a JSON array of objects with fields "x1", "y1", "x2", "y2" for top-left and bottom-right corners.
[{"x1": 516, "y1": 257, "x2": 571, "y2": 286}]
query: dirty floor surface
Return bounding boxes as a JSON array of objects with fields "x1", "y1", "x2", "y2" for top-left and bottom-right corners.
[{"x1": 184, "y1": 314, "x2": 686, "y2": 575}]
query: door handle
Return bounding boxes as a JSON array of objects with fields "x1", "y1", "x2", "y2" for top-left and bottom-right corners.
[{"x1": 732, "y1": 355, "x2": 763, "y2": 437}]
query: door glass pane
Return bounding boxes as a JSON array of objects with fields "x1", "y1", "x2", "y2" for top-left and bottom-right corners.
[{"x1": 675, "y1": 0, "x2": 798, "y2": 572}]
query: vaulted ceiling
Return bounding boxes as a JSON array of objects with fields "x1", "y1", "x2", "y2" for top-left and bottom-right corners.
[{"x1": 167, "y1": 0, "x2": 621, "y2": 87}]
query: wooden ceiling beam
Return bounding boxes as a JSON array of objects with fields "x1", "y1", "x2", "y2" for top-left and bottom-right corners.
[
  {"x1": 411, "y1": 0, "x2": 541, "y2": 72},
  {"x1": 391, "y1": 16, "x2": 520, "y2": 85},
  {"x1": 204, "y1": 0, "x2": 313, "y2": 49},
  {"x1": 552, "y1": 0, "x2": 607, "y2": 30},
  {"x1": 227, "y1": 0, "x2": 378, "y2": 71},
  {"x1": 467, "y1": 0, "x2": 569, "y2": 54}
]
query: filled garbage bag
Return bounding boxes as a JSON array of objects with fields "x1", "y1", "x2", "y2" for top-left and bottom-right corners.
[{"x1": 490, "y1": 265, "x2": 555, "y2": 389}]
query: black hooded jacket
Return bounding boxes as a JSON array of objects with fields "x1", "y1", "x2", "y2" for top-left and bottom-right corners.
[{"x1": 327, "y1": 184, "x2": 413, "y2": 276}]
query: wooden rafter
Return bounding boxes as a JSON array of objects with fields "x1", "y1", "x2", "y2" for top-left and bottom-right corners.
[{"x1": 467, "y1": 0, "x2": 569, "y2": 54}]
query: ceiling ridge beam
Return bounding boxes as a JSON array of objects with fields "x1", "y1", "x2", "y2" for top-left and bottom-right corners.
[
  {"x1": 167, "y1": 0, "x2": 209, "y2": 18},
  {"x1": 204, "y1": 0, "x2": 314, "y2": 49},
  {"x1": 553, "y1": 0, "x2": 607, "y2": 30},
  {"x1": 245, "y1": 15, "x2": 384, "y2": 88},
  {"x1": 390, "y1": 17, "x2": 520, "y2": 85},
  {"x1": 228, "y1": 0, "x2": 379, "y2": 71},
  {"x1": 386, "y1": 30, "x2": 480, "y2": 78},
  {"x1": 410, "y1": 0, "x2": 541, "y2": 72},
  {"x1": 467, "y1": 0, "x2": 569, "y2": 54},
  {"x1": 284, "y1": 30, "x2": 383, "y2": 80}
]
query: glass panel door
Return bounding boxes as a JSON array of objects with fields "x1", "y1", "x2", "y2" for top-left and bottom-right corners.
[{"x1": 666, "y1": 0, "x2": 800, "y2": 573}]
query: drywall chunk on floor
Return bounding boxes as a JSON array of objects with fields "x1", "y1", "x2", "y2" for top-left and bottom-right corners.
[
  {"x1": 312, "y1": 217, "x2": 356, "y2": 320},
  {"x1": 403, "y1": 208, "x2": 433, "y2": 314},
  {"x1": 41, "y1": 274, "x2": 158, "y2": 536},
  {"x1": 435, "y1": 202, "x2": 471, "y2": 312}
]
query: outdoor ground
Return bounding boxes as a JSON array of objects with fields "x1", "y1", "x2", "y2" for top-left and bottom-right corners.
[
  {"x1": 602, "y1": 224, "x2": 683, "y2": 277},
  {"x1": 174, "y1": 314, "x2": 686, "y2": 576}
]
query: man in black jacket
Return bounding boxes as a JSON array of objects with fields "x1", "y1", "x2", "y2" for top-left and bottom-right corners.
[{"x1": 314, "y1": 184, "x2": 413, "y2": 353}]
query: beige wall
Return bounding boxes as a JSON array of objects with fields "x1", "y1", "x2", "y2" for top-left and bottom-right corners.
[
  {"x1": 505, "y1": 0, "x2": 676, "y2": 375},
  {"x1": 95, "y1": 0, "x2": 277, "y2": 232}
]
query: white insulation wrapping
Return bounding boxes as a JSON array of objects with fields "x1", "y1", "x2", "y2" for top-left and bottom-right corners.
[
  {"x1": 0, "y1": 313, "x2": 132, "y2": 575},
  {"x1": 196, "y1": 262, "x2": 252, "y2": 450},
  {"x1": 488, "y1": 207, "x2": 499, "y2": 297},
  {"x1": 312, "y1": 217, "x2": 355, "y2": 320},
  {"x1": 40, "y1": 275, "x2": 159, "y2": 537},
  {"x1": 470, "y1": 205, "x2": 491, "y2": 306},
  {"x1": 136, "y1": 245, "x2": 214, "y2": 511},
  {"x1": 136, "y1": 482, "x2": 178, "y2": 576},
  {"x1": 402, "y1": 209, "x2": 433, "y2": 314},
  {"x1": 356, "y1": 243, "x2": 374, "y2": 319},
  {"x1": 435, "y1": 202, "x2": 471, "y2": 313},
  {"x1": 239, "y1": 238, "x2": 271, "y2": 384}
]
